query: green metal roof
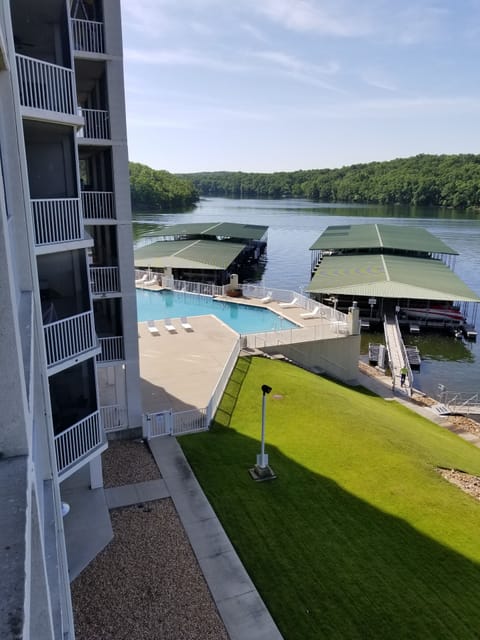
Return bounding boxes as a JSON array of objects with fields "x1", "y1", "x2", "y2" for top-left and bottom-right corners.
[
  {"x1": 309, "y1": 223, "x2": 458, "y2": 255},
  {"x1": 145, "y1": 221, "x2": 268, "y2": 241},
  {"x1": 307, "y1": 254, "x2": 480, "y2": 302},
  {"x1": 134, "y1": 239, "x2": 246, "y2": 271}
]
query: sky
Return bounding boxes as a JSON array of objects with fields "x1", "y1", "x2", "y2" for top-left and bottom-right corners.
[{"x1": 120, "y1": 0, "x2": 480, "y2": 174}]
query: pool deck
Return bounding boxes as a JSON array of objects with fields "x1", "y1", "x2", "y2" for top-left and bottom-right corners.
[{"x1": 138, "y1": 293, "x2": 340, "y2": 415}]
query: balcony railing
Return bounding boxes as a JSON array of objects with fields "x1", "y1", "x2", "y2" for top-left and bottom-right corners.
[
  {"x1": 71, "y1": 18, "x2": 105, "y2": 54},
  {"x1": 16, "y1": 54, "x2": 76, "y2": 115},
  {"x1": 90, "y1": 266, "x2": 120, "y2": 295},
  {"x1": 78, "y1": 108, "x2": 110, "y2": 140},
  {"x1": 31, "y1": 198, "x2": 83, "y2": 246},
  {"x1": 82, "y1": 191, "x2": 115, "y2": 220},
  {"x1": 96, "y1": 336, "x2": 124, "y2": 363},
  {"x1": 44, "y1": 310, "x2": 97, "y2": 368},
  {"x1": 55, "y1": 410, "x2": 103, "y2": 475},
  {"x1": 100, "y1": 405, "x2": 128, "y2": 432}
]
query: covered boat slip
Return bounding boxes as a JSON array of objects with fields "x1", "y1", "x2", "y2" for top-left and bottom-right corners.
[
  {"x1": 134, "y1": 221, "x2": 268, "y2": 285},
  {"x1": 307, "y1": 252, "x2": 480, "y2": 324},
  {"x1": 308, "y1": 223, "x2": 480, "y2": 329}
]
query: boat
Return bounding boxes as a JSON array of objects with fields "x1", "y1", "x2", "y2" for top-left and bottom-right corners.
[{"x1": 400, "y1": 305, "x2": 465, "y2": 325}]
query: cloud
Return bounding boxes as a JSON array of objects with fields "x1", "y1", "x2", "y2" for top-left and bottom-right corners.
[
  {"x1": 361, "y1": 68, "x2": 398, "y2": 92},
  {"x1": 124, "y1": 47, "x2": 248, "y2": 73}
]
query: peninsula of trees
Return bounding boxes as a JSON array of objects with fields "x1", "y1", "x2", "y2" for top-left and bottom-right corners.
[
  {"x1": 180, "y1": 155, "x2": 480, "y2": 209},
  {"x1": 129, "y1": 162, "x2": 199, "y2": 211}
]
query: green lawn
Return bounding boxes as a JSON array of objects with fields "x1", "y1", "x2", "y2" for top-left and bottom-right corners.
[{"x1": 179, "y1": 357, "x2": 480, "y2": 640}]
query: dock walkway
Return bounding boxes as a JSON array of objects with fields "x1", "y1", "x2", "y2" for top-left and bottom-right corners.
[{"x1": 384, "y1": 314, "x2": 413, "y2": 392}]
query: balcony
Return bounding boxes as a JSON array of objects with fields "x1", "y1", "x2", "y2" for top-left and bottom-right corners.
[
  {"x1": 96, "y1": 336, "x2": 125, "y2": 363},
  {"x1": 77, "y1": 108, "x2": 110, "y2": 140},
  {"x1": 55, "y1": 410, "x2": 105, "y2": 477},
  {"x1": 44, "y1": 311, "x2": 97, "y2": 369},
  {"x1": 82, "y1": 191, "x2": 115, "y2": 220},
  {"x1": 16, "y1": 54, "x2": 76, "y2": 117},
  {"x1": 90, "y1": 266, "x2": 120, "y2": 295},
  {"x1": 71, "y1": 18, "x2": 105, "y2": 54},
  {"x1": 31, "y1": 198, "x2": 83, "y2": 247},
  {"x1": 100, "y1": 405, "x2": 128, "y2": 432}
]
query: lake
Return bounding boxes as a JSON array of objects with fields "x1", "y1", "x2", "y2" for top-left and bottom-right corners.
[{"x1": 133, "y1": 198, "x2": 480, "y2": 399}]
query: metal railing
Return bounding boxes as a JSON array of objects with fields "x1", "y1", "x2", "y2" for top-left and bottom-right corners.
[
  {"x1": 206, "y1": 338, "x2": 241, "y2": 422},
  {"x1": 81, "y1": 191, "x2": 115, "y2": 220},
  {"x1": 172, "y1": 408, "x2": 208, "y2": 435},
  {"x1": 100, "y1": 405, "x2": 128, "y2": 432},
  {"x1": 31, "y1": 198, "x2": 82, "y2": 246},
  {"x1": 55, "y1": 410, "x2": 103, "y2": 475},
  {"x1": 71, "y1": 18, "x2": 105, "y2": 53},
  {"x1": 16, "y1": 54, "x2": 76, "y2": 115},
  {"x1": 89, "y1": 266, "x2": 120, "y2": 295},
  {"x1": 78, "y1": 108, "x2": 110, "y2": 139},
  {"x1": 96, "y1": 336, "x2": 124, "y2": 363},
  {"x1": 43, "y1": 310, "x2": 97, "y2": 367}
]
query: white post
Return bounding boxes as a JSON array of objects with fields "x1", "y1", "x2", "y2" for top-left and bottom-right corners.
[
  {"x1": 256, "y1": 384, "x2": 272, "y2": 469},
  {"x1": 89, "y1": 455, "x2": 104, "y2": 489}
]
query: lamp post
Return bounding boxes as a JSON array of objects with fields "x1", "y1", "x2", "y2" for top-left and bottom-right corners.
[{"x1": 257, "y1": 384, "x2": 272, "y2": 469}]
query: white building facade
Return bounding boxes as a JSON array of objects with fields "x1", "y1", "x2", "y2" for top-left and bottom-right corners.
[{"x1": 0, "y1": 0, "x2": 140, "y2": 636}]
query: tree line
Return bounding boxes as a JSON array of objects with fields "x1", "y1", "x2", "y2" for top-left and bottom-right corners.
[
  {"x1": 129, "y1": 162, "x2": 199, "y2": 211},
  {"x1": 179, "y1": 154, "x2": 480, "y2": 209}
]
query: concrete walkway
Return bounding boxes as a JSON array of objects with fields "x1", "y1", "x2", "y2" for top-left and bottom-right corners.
[
  {"x1": 149, "y1": 437, "x2": 283, "y2": 640},
  {"x1": 359, "y1": 369, "x2": 480, "y2": 447}
]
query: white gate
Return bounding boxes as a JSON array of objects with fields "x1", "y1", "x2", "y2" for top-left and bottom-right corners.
[{"x1": 143, "y1": 410, "x2": 173, "y2": 438}]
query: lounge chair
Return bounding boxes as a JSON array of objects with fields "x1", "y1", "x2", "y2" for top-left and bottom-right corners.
[
  {"x1": 279, "y1": 296, "x2": 298, "y2": 308},
  {"x1": 180, "y1": 317, "x2": 193, "y2": 331},
  {"x1": 135, "y1": 273, "x2": 148, "y2": 285},
  {"x1": 261, "y1": 291, "x2": 273, "y2": 304},
  {"x1": 164, "y1": 318, "x2": 176, "y2": 333},
  {"x1": 144, "y1": 274, "x2": 158, "y2": 286},
  {"x1": 301, "y1": 305, "x2": 320, "y2": 319},
  {"x1": 147, "y1": 320, "x2": 160, "y2": 336}
]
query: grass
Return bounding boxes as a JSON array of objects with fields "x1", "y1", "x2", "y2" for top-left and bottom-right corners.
[{"x1": 179, "y1": 357, "x2": 480, "y2": 640}]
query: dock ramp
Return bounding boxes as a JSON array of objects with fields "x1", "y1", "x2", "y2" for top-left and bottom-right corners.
[{"x1": 383, "y1": 314, "x2": 414, "y2": 394}]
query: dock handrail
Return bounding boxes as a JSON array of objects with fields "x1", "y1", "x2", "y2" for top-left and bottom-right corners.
[{"x1": 383, "y1": 313, "x2": 413, "y2": 396}]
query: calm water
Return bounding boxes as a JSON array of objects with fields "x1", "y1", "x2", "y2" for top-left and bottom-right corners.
[
  {"x1": 136, "y1": 289, "x2": 297, "y2": 334},
  {"x1": 133, "y1": 198, "x2": 480, "y2": 398}
]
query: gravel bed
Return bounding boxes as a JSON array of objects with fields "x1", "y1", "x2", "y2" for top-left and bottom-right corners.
[
  {"x1": 72, "y1": 499, "x2": 228, "y2": 640},
  {"x1": 102, "y1": 439, "x2": 161, "y2": 488},
  {"x1": 437, "y1": 468, "x2": 480, "y2": 501}
]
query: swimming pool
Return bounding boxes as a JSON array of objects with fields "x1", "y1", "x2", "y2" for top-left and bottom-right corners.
[{"x1": 136, "y1": 289, "x2": 298, "y2": 334}]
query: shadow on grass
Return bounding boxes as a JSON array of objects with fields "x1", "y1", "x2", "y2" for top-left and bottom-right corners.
[
  {"x1": 180, "y1": 426, "x2": 480, "y2": 640},
  {"x1": 213, "y1": 356, "x2": 251, "y2": 428}
]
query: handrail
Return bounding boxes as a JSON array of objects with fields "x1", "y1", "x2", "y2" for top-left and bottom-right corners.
[
  {"x1": 16, "y1": 54, "x2": 76, "y2": 115},
  {"x1": 55, "y1": 410, "x2": 103, "y2": 474}
]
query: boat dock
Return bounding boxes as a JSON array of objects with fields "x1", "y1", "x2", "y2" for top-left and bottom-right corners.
[{"x1": 383, "y1": 314, "x2": 417, "y2": 393}]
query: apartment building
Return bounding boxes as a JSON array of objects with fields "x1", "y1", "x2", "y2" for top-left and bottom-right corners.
[{"x1": 1, "y1": 0, "x2": 140, "y2": 636}]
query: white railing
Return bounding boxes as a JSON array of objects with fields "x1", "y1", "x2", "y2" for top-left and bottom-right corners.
[
  {"x1": 78, "y1": 108, "x2": 110, "y2": 140},
  {"x1": 44, "y1": 310, "x2": 97, "y2": 367},
  {"x1": 16, "y1": 54, "x2": 76, "y2": 115},
  {"x1": 90, "y1": 266, "x2": 120, "y2": 295},
  {"x1": 242, "y1": 319, "x2": 350, "y2": 350},
  {"x1": 55, "y1": 410, "x2": 103, "y2": 475},
  {"x1": 81, "y1": 191, "x2": 115, "y2": 220},
  {"x1": 172, "y1": 408, "x2": 208, "y2": 435},
  {"x1": 171, "y1": 278, "x2": 225, "y2": 297},
  {"x1": 31, "y1": 198, "x2": 82, "y2": 246},
  {"x1": 206, "y1": 338, "x2": 241, "y2": 422},
  {"x1": 71, "y1": 18, "x2": 105, "y2": 53},
  {"x1": 96, "y1": 336, "x2": 124, "y2": 362},
  {"x1": 100, "y1": 405, "x2": 128, "y2": 432}
]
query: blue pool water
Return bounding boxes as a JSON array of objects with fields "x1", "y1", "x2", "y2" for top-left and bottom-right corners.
[{"x1": 136, "y1": 289, "x2": 298, "y2": 334}]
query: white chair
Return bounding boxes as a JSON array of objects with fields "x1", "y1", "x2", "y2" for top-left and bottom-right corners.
[
  {"x1": 180, "y1": 317, "x2": 193, "y2": 331},
  {"x1": 147, "y1": 320, "x2": 160, "y2": 336},
  {"x1": 279, "y1": 296, "x2": 298, "y2": 308},
  {"x1": 135, "y1": 273, "x2": 148, "y2": 285},
  {"x1": 301, "y1": 305, "x2": 320, "y2": 319},
  {"x1": 261, "y1": 291, "x2": 273, "y2": 304},
  {"x1": 164, "y1": 318, "x2": 176, "y2": 333},
  {"x1": 144, "y1": 274, "x2": 158, "y2": 286}
]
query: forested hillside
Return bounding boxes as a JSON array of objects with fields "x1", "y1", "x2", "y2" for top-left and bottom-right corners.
[
  {"x1": 180, "y1": 155, "x2": 480, "y2": 209},
  {"x1": 129, "y1": 162, "x2": 199, "y2": 211}
]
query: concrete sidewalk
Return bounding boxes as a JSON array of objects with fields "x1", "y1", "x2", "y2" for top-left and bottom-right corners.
[
  {"x1": 358, "y1": 369, "x2": 480, "y2": 447},
  {"x1": 149, "y1": 437, "x2": 283, "y2": 640}
]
